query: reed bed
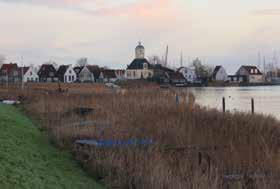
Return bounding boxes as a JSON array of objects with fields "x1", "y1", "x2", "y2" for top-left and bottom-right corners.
[{"x1": 1, "y1": 83, "x2": 280, "y2": 189}]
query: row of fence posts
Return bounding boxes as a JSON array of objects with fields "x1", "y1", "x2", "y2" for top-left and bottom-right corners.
[
  {"x1": 222, "y1": 97, "x2": 255, "y2": 114},
  {"x1": 175, "y1": 95, "x2": 255, "y2": 115}
]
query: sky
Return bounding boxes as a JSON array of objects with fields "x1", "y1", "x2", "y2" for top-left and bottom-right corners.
[{"x1": 1, "y1": 0, "x2": 280, "y2": 73}]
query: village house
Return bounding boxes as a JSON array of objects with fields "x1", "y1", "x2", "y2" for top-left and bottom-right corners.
[
  {"x1": 79, "y1": 65, "x2": 100, "y2": 82},
  {"x1": 99, "y1": 69, "x2": 118, "y2": 83},
  {"x1": 177, "y1": 67, "x2": 197, "y2": 83},
  {"x1": 19, "y1": 66, "x2": 39, "y2": 83},
  {"x1": 212, "y1": 66, "x2": 228, "y2": 82},
  {"x1": 167, "y1": 72, "x2": 186, "y2": 85},
  {"x1": 126, "y1": 42, "x2": 154, "y2": 80},
  {"x1": 0, "y1": 63, "x2": 20, "y2": 84},
  {"x1": 115, "y1": 69, "x2": 125, "y2": 80},
  {"x1": 38, "y1": 64, "x2": 58, "y2": 82},
  {"x1": 152, "y1": 64, "x2": 174, "y2": 83},
  {"x1": 73, "y1": 66, "x2": 83, "y2": 81},
  {"x1": 56, "y1": 65, "x2": 77, "y2": 83},
  {"x1": 236, "y1": 65, "x2": 263, "y2": 83}
]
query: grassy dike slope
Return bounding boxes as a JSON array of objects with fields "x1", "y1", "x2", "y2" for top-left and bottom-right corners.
[{"x1": 0, "y1": 105, "x2": 104, "y2": 189}]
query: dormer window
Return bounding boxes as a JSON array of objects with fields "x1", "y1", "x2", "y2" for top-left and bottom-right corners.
[
  {"x1": 143, "y1": 63, "x2": 148, "y2": 69},
  {"x1": 250, "y1": 69, "x2": 254, "y2": 74}
]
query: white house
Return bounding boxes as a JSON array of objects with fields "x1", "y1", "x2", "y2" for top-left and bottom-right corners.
[
  {"x1": 20, "y1": 66, "x2": 39, "y2": 83},
  {"x1": 236, "y1": 65, "x2": 263, "y2": 83},
  {"x1": 125, "y1": 42, "x2": 154, "y2": 80},
  {"x1": 212, "y1": 66, "x2": 228, "y2": 81},
  {"x1": 78, "y1": 65, "x2": 100, "y2": 82},
  {"x1": 56, "y1": 65, "x2": 77, "y2": 83},
  {"x1": 177, "y1": 67, "x2": 196, "y2": 83}
]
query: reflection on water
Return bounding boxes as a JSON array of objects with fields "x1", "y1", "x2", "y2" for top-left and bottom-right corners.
[{"x1": 188, "y1": 86, "x2": 280, "y2": 119}]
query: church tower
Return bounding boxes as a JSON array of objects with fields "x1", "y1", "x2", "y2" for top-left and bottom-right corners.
[{"x1": 135, "y1": 42, "x2": 145, "y2": 59}]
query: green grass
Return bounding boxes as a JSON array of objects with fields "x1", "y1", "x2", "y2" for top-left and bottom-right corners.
[{"x1": 0, "y1": 104, "x2": 104, "y2": 189}]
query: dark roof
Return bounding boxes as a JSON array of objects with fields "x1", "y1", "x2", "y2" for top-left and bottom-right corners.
[
  {"x1": 127, "y1": 58, "x2": 152, "y2": 70},
  {"x1": 38, "y1": 64, "x2": 56, "y2": 78},
  {"x1": 73, "y1": 66, "x2": 83, "y2": 74},
  {"x1": 168, "y1": 72, "x2": 185, "y2": 80},
  {"x1": 0, "y1": 63, "x2": 18, "y2": 74},
  {"x1": 56, "y1": 65, "x2": 69, "y2": 77},
  {"x1": 237, "y1": 65, "x2": 262, "y2": 75},
  {"x1": 86, "y1": 65, "x2": 101, "y2": 79},
  {"x1": 154, "y1": 64, "x2": 174, "y2": 73},
  {"x1": 101, "y1": 69, "x2": 117, "y2": 79},
  {"x1": 212, "y1": 66, "x2": 222, "y2": 78},
  {"x1": 18, "y1": 67, "x2": 30, "y2": 76}
]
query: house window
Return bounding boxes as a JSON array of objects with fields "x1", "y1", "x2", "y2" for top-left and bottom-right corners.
[
  {"x1": 72, "y1": 75, "x2": 74, "y2": 81},
  {"x1": 69, "y1": 70, "x2": 72, "y2": 74},
  {"x1": 69, "y1": 75, "x2": 71, "y2": 81},
  {"x1": 30, "y1": 72, "x2": 32, "y2": 76},
  {"x1": 143, "y1": 63, "x2": 148, "y2": 69},
  {"x1": 64, "y1": 76, "x2": 67, "y2": 82},
  {"x1": 133, "y1": 71, "x2": 136, "y2": 77},
  {"x1": 250, "y1": 69, "x2": 254, "y2": 74}
]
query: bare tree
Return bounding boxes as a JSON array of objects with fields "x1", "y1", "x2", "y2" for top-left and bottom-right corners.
[
  {"x1": 76, "y1": 57, "x2": 88, "y2": 67},
  {"x1": 192, "y1": 58, "x2": 213, "y2": 79}
]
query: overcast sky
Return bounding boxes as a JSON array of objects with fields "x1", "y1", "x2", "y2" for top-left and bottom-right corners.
[{"x1": 1, "y1": 0, "x2": 280, "y2": 73}]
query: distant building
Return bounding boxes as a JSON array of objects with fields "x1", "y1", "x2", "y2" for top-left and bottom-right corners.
[
  {"x1": 115, "y1": 69, "x2": 125, "y2": 80},
  {"x1": 0, "y1": 63, "x2": 20, "y2": 83},
  {"x1": 19, "y1": 66, "x2": 39, "y2": 83},
  {"x1": 79, "y1": 65, "x2": 100, "y2": 82},
  {"x1": 125, "y1": 42, "x2": 154, "y2": 80},
  {"x1": 73, "y1": 66, "x2": 83, "y2": 81},
  {"x1": 167, "y1": 72, "x2": 186, "y2": 85},
  {"x1": 212, "y1": 66, "x2": 228, "y2": 81},
  {"x1": 38, "y1": 64, "x2": 58, "y2": 82},
  {"x1": 99, "y1": 69, "x2": 117, "y2": 83},
  {"x1": 177, "y1": 67, "x2": 196, "y2": 83},
  {"x1": 236, "y1": 65, "x2": 263, "y2": 83},
  {"x1": 56, "y1": 65, "x2": 77, "y2": 83}
]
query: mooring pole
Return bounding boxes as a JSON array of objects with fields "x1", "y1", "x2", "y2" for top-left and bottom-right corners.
[
  {"x1": 251, "y1": 98, "x2": 255, "y2": 114},
  {"x1": 222, "y1": 97, "x2": 225, "y2": 113}
]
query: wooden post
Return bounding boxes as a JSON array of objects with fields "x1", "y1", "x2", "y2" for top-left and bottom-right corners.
[
  {"x1": 222, "y1": 97, "x2": 225, "y2": 113},
  {"x1": 251, "y1": 98, "x2": 255, "y2": 114}
]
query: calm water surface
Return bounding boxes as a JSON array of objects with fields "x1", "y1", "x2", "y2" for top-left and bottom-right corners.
[{"x1": 189, "y1": 86, "x2": 280, "y2": 119}]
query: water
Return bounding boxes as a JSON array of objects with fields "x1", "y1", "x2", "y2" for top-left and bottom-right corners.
[{"x1": 189, "y1": 86, "x2": 280, "y2": 119}]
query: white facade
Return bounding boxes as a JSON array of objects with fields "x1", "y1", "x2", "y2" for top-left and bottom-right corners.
[
  {"x1": 248, "y1": 75, "x2": 263, "y2": 83},
  {"x1": 79, "y1": 66, "x2": 95, "y2": 82},
  {"x1": 214, "y1": 67, "x2": 228, "y2": 81},
  {"x1": 125, "y1": 68, "x2": 154, "y2": 80},
  {"x1": 23, "y1": 67, "x2": 39, "y2": 82},
  {"x1": 63, "y1": 66, "x2": 77, "y2": 83},
  {"x1": 178, "y1": 67, "x2": 196, "y2": 83}
]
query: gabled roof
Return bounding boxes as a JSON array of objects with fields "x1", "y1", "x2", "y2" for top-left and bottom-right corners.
[
  {"x1": 38, "y1": 64, "x2": 56, "y2": 77},
  {"x1": 56, "y1": 65, "x2": 69, "y2": 77},
  {"x1": 73, "y1": 66, "x2": 83, "y2": 74},
  {"x1": 212, "y1": 66, "x2": 222, "y2": 78},
  {"x1": 18, "y1": 67, "x2": 30, "y2": 76},
  {"x1": 0, "y1": 63, "x2": 18, "y2": 74},
  {"x1": 86, "y1": 65, "x2": 101, "y2": 79},
  {"x1": 239, "y1": 65, "x2": 262, "y2": 75},
  {"x1": 101, "y1": 69, "x2": 117, "y2": 79},
  {"x1": 167, "y1": 72, "x2": 185, "y2": 80},
  {"x1": 127, "y1": 58, "x2": 152, "y2": 70},
  {"x1": 154, "y1": 64, "x2": 174, "y2": 73}
]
